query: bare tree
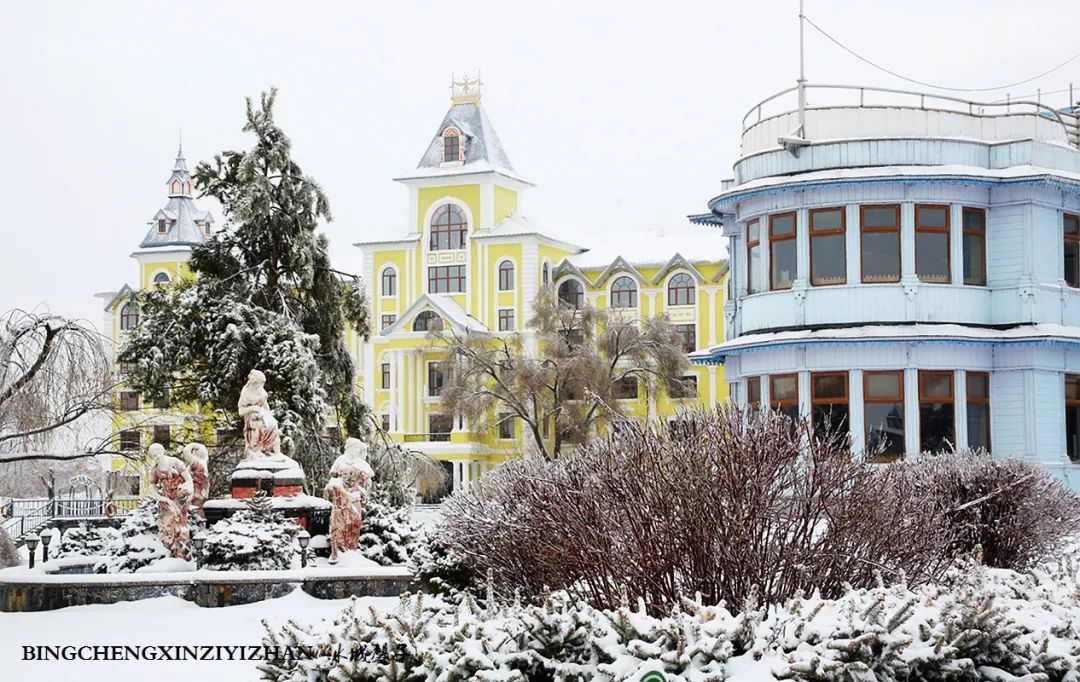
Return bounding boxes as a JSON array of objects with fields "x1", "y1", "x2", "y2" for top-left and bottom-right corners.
[
  {"x1": 0, "y1": 309, "x2": 124, "y2": 465},
  {"x1": 437, "y1": 287, "x2": 690, "y2": 459}
]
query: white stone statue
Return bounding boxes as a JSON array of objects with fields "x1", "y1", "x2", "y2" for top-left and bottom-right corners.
[
  {"x1": 325, "y1": 437, "x2": 374, "y2": 563},
  {"x1": 148, "y1": 443, "x2": 193, "y2": 559},
  {"x1": 182, "y1": 443, "x2": 210, "y2": 521},
  {"x1": 238, "y1": 369, "x2": 284, "y2": 460}
]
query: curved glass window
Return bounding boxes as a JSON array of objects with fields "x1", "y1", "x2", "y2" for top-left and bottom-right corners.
[
  {"x1": 810, "y1": 207, "x2": 846, "y2": 286},
  {"x1": 610, "y1": 276, "x2": 637, "y2": 308},
  {"x1": 860, "y1": 205, "x2": 901, "y2": 283},
  {"x1": 413, "y1": 310, "x2": 442, "y2": 332},
  {"x1": 667, "y1": 273, "x2": 695, "y2": 306},
  {"x1": 430, "y1": 205, "x2": 467, "y2": 250},
  {"x1": 558, "y1": 279, "x2": 584, "y2": 307},
  {"x1": 119, "y1": 302, "x2": 140, "y2": 331},
  {"x1": 381, "y1": 268, "x2": 397, "y2": 296},
  {"x1": 769, "y1": 213, "x2": 797, "y2": 290},
  {"x1": 498, "y1": 261, "x2": 515, "y2": 291},
  {"x1": 152, "y1": 272, "x2": 171, "y2": 285},
  {"x1": 962, "y1": 208, "x2": 987, "y2": 286},
  {"x1": 746, "y1": 219, "x2": 761, "y2": 294},
  {"x1": 916, "y1": 205, "x2": 951, "y2": 284}
]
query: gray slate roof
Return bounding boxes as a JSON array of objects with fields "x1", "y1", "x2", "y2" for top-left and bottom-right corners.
[
  {"x1": 138, "y1": 151, "x2": 214, "y2": 249},
  {"x1": 414, "y1": 102, "x2": 515, "y2": 175}
]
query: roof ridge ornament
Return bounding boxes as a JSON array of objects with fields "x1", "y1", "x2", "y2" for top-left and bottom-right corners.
[{"x1": 451, "y1": 72, "x2": 482, "y2": 105}]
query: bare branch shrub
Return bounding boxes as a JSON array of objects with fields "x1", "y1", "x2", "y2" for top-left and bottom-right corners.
[
  {"x1": 440, "y1": 406, "x2": 958, "y2": 613},
  {"x1": 890, "y1": 452, "x2": 1080, "y2": 570}
]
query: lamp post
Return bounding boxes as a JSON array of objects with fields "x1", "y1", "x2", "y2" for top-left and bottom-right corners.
[
  {"x1": 24, "y1": 534, "x2": 39, "y2": 570},
  {"x1": 191, "y1": 533, "x2": 205, "y2": 569},
  {"x1": 39, "y1": 530, "x2": 52, "y2": 563},
  {"x1": 297, "y1": 529, "x2": 310, "y2": 568}
]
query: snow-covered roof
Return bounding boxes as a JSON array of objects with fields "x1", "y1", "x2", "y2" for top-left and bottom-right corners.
[
  {"x1": 472, "y1": 214, "x2": 586, "y2": 253},
  {"x1": 691, "y1": 323, "x2": 1080, "y2": 364},
  {"x1": 138, "y1": 150, "x2": 215, "y2": 249},
  {"x1": 395, "y1": 102, "x2": 531, "y2": 185},
  {"x1": 709, "y1": 164, "x2": 1080, "y2": 211},
  {"x1": 568, "y1": 227, "x2": 729, "y2": 270},
  {"x1": 382, "y1": 293, "x2": 488, "y2": 335}
]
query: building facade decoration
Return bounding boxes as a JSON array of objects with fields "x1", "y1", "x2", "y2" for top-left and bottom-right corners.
[{"x1": 691, "y1": 84, "x2": 1080, "y2": 488}]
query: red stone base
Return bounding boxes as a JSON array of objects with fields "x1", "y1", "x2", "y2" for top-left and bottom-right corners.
[{"x1": 231, "y1": 484, "x2": 303, "y2": 499}]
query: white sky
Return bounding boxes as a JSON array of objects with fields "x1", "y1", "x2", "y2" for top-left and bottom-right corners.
[{"x1": 0, "y1": 0, "x2": 1076, "y2": 326}]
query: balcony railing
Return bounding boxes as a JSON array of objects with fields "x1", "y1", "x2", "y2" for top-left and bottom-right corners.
[{"x1": 403, "y1": 432, "x2": 452, "y2": 443}]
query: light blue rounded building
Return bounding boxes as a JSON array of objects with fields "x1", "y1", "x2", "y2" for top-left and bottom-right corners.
[{"x1": 691, "y1": 84, "x2": 1080, "y2": 487}]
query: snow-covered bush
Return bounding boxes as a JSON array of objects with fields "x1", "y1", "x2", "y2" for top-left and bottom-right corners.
[
  {"x1": 408, "y1": 527, "x2": 481, "y2": 603},
  {"x1": 95, "y1": 499, "x2": 170, "y2": 573},
  {"x1": 892, "y1": 452, "x2": 1080, "y2": 570},
  {"x1": 439, "y1": 407, "x2": 956, "y2": 611},
  {"x1": 201, "y1": 492, "x2": 299, "y2": 571},
  {"x1": 261, "y1": 555, "x2": 1080, "y2": 682},
  {"x1": 53, "y1": 523, "x2": 119, "y2": 559},
  {"x1": 357, "y1": 494, "x2": 420, "y2": 566},
  {"x1": 0, "y1": 527, "x2": 17, "y2": 568}
]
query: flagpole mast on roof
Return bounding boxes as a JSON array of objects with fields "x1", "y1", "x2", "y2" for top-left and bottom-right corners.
[{"x1": 797, "y1": 0, "x2": 806, "y2": 136}]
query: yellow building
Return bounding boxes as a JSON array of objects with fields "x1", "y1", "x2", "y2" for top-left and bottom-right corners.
[
  {"x1": 355, "y1": 78, "x2": 729, "y2": 498},
  {"x1": 95, "y1": 147, "x2": 216, "y2": 494}
]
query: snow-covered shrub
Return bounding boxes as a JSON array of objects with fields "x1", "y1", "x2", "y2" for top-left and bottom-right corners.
[
  {"x1": 408, "y1": 527, "x2": 481, "y2": 603},
  {"x1": 439, "y1": 407, "x2": 955, "y2": 611},
  {"x1": 0, "y1": 527, "x2": 17, "y2": 568},
  {"x1": 261, "y1": 555, "x2": 1080, "y2": 682},
  {"x1": 53, "y1": 523, "x2": 119, "y2": 559},
  {"x1": 892, "y1": 452, "x2": 1080, "y2": 570},
  {"x1": 357, "y1": 495, "x2": 419, "y2": 565},
  {"x1": 95, "y1": 499, "x2": 171, "y2": 573},
  {"x1": 201, "y1": 492, "x2": 299, "y2": 571}
]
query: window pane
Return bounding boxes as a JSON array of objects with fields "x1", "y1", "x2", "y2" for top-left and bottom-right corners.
[
  {"x1": 966, "y1": 372, "x2": 989, "y2": 400},
  {"x1": 963, "y1": 208, "x2": 985, "y2": 232},
  {"x1": 963, "y1": 233, "x2": 986, "y2": 285},
  {"x1": 771, "y1": 213, "x2": 795, "y2": 236},
  {"x1": 1067, "y1": 375, "x2": 1080, "y2": 401},
  {"x1": 1065, "y1": 214, "x2": 1080, "y2": 236},
  {"x1": 748, "y1": 244, "x2": 761, "y2": 293},
  {"x1": 916, "y1": 231, "x2": 950, "y2": 283},
  {"x1": 747, "y1": 377, "x2": 761, "y2": 404},
  {"x1": 916, "y1": 206, "x2": 948, "y2": 229},
  {"x1": 771, "y1": 239, "x2": 796, "y2": 290},
  {"x1": 771, "y1": 374, "x2": 798, "y2": 402},
  {"x1": 811, "y1": 233, "x2": 846, "y2": 285},
  {"x1": 747, "y1": 221, "x2": 759, "y2": 242},
  {"x1": 1066, "y1": 241, "x2": 1080, "y2": 288},
  {"x1": 861, "y1": 231, "x2": 900, "y2": 282},
  {"x1": 865, "y1": 372, "x2": 902, "y2": 399},
  {"x1": 919, "y1": 402, "x2": 955, "y2": 452},
  {"x1": 813, "y1": 373, "x2": 847, "y2": 400},
  {"x1": 920, "y1": 372, "x2": 953, "y2": 400},
  {"x1": 866, "y1": 402, "x2": 905, "y2": 458},
  {"x1": 967, "y1": 403, "x2": 991, "y2": 451},
  {"x1": 811, "y1": 208, "x2": 843, "y2": 231},
  {"x1": 1068, "y1": 404, "x2": 1080, "y2": 463},
  {"x1": 863, "y1": 206, "x2": 898, "y2": 228}
]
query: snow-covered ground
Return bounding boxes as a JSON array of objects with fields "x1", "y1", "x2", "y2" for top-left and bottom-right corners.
[{"x1": 0, "y1": 590, "x2": 397, "y2": 682}]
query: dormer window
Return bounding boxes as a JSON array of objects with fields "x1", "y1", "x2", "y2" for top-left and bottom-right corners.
[
  {"x1": 157, "y1": 219, "x2": 168, "y2": 234},
  {"x1": 441, "y1": 126, "x2": 461, "y2": 163},
  {"x1": 200, "y1": 221, "x2": 211, "y2": 237}
]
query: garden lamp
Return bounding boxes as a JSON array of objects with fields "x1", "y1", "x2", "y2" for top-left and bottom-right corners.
[
  {"x1": 39, "y1": 530, "x2": 51, "y2": 562},
  {"x1": 297, "y1": 529, "x2": 310, "y2": 568},
  {"x1": 24, "y1": 533, "x2": 39, "y2": 569},
  {"x1": 191, "y1": 533, "x2": 206, "y2": 569}
]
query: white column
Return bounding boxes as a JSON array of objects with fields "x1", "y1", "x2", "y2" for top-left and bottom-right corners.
[
  {"x1": 452, "y1": 461, "x2": 461, "y2": 492},
  {"x1": 798, "y1": 369, "x2": 811, "y2": 419},
  {"x1": 849, "y1": 369, "x2": 865, "y2": 457},
  {"x1": 708, "y1": 365, "x2": 718, "y2": 408},
  {"x1": 955, "y1": 370, "x2": 968, "y2": 451},
  {"x1": 845, "y1": 204, "x2": 860, "y2": 284},
  {"x1": 950, "y1": 205, "x2": 964, "y2": 286},
  {"x1": 901, "y1": 202, "x2": 917, "y2": 280},
  {"x1": 795, "y1": 206, "x2": 810, "y2": 287},
  {"x1": 904, "y1": 367, "x2": 919, "y2": 456}
]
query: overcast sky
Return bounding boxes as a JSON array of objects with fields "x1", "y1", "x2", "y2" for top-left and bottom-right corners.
[{"x1": 1, "y1": 0, "x2": 1076, "y2": 326}]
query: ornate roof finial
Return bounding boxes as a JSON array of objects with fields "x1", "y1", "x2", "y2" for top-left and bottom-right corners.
[
  {"x1": 450, "y1": 71, "x2": 482, "y2": 105},
  {"x1": 174, "y1": 127, "x2": 188, "y2": 172}
]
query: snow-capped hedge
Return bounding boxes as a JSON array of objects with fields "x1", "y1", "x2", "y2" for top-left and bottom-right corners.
[
  {"x1": 53, "y1": 524, "x2": 119, "y2": 559},
  {"x1": 201, "y1": 492, "x2": 298, "y2": 571},
  {"x1": 261, "y1": 558, "x2": 1080, "y2": 681},
  {"x1": 95, "y1": 500, "x2": 171, "y2": 574},
  {"x1": 357, "y1": 496, "x2": 420, "y2": 566}
]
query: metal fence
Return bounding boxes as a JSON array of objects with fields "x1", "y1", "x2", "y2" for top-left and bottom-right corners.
[{"x1": 1, "y1": 496, "x2": 142, "y2": 544}]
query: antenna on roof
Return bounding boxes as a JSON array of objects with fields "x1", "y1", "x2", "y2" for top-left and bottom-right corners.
[
  {"x1": 178, "y1": 126, "x2": 183, "y2": 156},
  {"x1": 797, "y1": 0, "x2": 806, "y2": 136}
]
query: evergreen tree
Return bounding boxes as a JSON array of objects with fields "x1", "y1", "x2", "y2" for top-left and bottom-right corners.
[
  {"x1": 201, "y1": 492, "x2": 299, "y2": 571},
  {"x1": 119, "y1": 88, "x2": 370, "y2": 487}
]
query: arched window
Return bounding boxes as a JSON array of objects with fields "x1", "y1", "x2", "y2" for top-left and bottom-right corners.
[
  {"x1": 442, "y1": 127, "x2": 461, "y2": 163},
  {"x1": 381, "y1": 267, "x2": 397, "y2": 296},
  {"x1": 667, "y1": 272, "x2": 695, "y2": 306},
  {"x1": 542, "y1": 262, "x2": 550, "y2": 285},
  {"x1": 152, "y1": 272, "x2": 171, "y2": 286},
  {"x1": 413, "y1": 310, "x2": 442, "y2": 332},
  {"x1": 558, "y1": 279, "x2": 584, "y2": 307},
  {"x1": 119, "y1": 302, "x2": 140, "y2": 331},
  {"x1": 170, "y1": 180, "x2": 181, "y2": 194},
  {"x1": 498, "y1": 261, "x2": 515, "y2": 291},
  {"x1": 430, "y1": 204, "x2": 467, "y2": 250},
  {"x1": 610, "y1": 276, "x2": 637, "y2": 308}
]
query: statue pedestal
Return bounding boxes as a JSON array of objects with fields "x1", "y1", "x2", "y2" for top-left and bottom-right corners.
[
  {"x1": 203, "y1": 454, "x2": 331, "y2": 535},
  {"x1": 229, "y1": 456, "x2": 306, "y2": 499}
]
